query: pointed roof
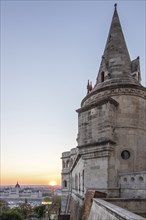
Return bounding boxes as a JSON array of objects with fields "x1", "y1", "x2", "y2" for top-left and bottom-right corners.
[
  {"x1": 15, "y1": 181, "x2": 20, "y2": 188},
  {"x1": 92, "y1": 4, "x2": 141, "y2": 91},
  {"x1": 103, "y1": 4, "x2": 131, "y2": 72}
]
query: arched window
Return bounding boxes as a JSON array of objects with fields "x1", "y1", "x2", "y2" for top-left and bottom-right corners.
[
  {"x1": 138, "y1": 72, "x2": 140, "y2": 82},
  {"x1": 75, "y1": 174, "x2": 78, "y2": 190},
  {"x1": 79, "y1": 173, "x2": 80, "y2": 191},
  {"x1": 64, "y1": 180, "x2": 67, "y2": 188},
  {"x1": 82, "y1": 170, "x2": 84, "y2": 192},
  {"x1": 101, "y1": 71, "x2": 105, "y2": 82},
  {"x1": 66, "y1": 160, "x2": 70, "y2": 168},
  {"x1": 70, "y1": 158, "x2": 73, "y2": 167},
  {"x1": 63, "y1": 161, "x2": 65, "y2": 168}
]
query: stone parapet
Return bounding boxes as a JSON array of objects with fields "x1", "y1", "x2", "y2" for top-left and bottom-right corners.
[
  {"x1": 61, "y1": 151, "x2": 70, "y2": 158},
  {"x1": 119, "y1": 171, "x2": 146, "y2": 198},
  {"x1": 81, "y1": 85, "x2": 146, "y2": 108},
  {"x1": 88, "y1": 198, "x2": 145, "y2": 220}
]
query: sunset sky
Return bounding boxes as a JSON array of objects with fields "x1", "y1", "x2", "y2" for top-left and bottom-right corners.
[{"x1": 1, "y1": 0, "x2": 145, "y2": 186}]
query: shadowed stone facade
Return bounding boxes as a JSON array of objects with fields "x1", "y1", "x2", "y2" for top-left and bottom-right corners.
[{"x1": 61, "y1": 4, "x2": 146, "y2": 220}]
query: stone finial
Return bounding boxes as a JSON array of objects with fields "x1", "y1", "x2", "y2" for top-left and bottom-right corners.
[{"x1": 87, "y1": 80, "x2": 92, "y2": 94}]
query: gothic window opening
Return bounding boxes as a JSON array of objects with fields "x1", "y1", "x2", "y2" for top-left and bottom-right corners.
[
  {"x1": 64, "y1": 180, "x2": 67, "y2": 188},
  {"x1": 70, "y1": 158, "x2": 73, "y2": 167},
  {"x1": 138, "y1": 72, "x2": 140, "y2": 82},
  {"x1": 82, "y1": 170, "x2": 84, "y2": 192},
  {"x1": 63, "y1": 161, "x2": 65, "y2": 168},
  {"x1": 79, "y1": 173, "x2": 80, "y2": 191},
  {"x1": 66, "y1": 160, "x2": 70, "y2": 168},
  {"x1": 75, "y1": 174, "x2": 78, "y2": 190},
  {"x1": 101, "y1": 71, "x2": 105, "y2": 82}
]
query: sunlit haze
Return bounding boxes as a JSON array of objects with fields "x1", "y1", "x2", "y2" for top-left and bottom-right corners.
[{"x1": 1, "y1": 1, "x2": 145, "y2": 186}]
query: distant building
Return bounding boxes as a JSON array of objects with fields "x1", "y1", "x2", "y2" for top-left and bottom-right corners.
[
  {"x1": 0, "y1": 182, "x2": 42, "y2": 199},
  {"x1": 61, "y1": 4, "x2": 146, "y2": 220}
]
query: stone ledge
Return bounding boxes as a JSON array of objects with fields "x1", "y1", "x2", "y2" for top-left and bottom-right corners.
[
  {"x1": 78, "y1": 139, "x2": 116, "y2": 149},
  {"x1": 81, "y1": 85, "x2": 146, "y2": 108},
  {"x1": 89, "y1": 198, "x2": 145, "y2": 220},
  {"x1": 77, "y1": 97, "x2": 119, "y2": 113}
]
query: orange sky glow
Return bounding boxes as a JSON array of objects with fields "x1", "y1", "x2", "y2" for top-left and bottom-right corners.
[{"x1": 1, "y1": 171, "x2": 61, "y2": 186}]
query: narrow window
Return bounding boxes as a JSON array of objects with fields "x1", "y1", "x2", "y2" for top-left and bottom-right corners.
[
  {"x1": 79, "y1": 173, "x2": 80, "y2": 191},
  {"x1": 63, "y1": 161, "x2": 65, "y2": 168},
  {"x1": 101, "y1": 71, "x2": 105, "y2": 82},
  {"x1": 70, "y1": 158, "x2": 73, "y2": 166},
  {"x1": 66, "y1": 160, "x2": 70, "y2": 168},
  {"x1": 64, "y1": 180, "x2": 67, "y2": 188},
  {"x1": 82, "y1": 170, "x2": 84, "y2": 192},
  {"x1": 138, "y1": 72, "x2": 140, "y2": 81},
  {"x1": 75, "y1": 174, "x2": 78, "y2": 190}
]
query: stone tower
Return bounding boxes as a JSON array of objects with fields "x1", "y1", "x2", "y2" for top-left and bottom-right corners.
[{"x1": 61, "y1": 4, "x2": 146, "y2": 218}]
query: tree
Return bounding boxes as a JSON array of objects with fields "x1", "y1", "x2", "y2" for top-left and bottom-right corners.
[
  {"x1": 11, "y1": 207, "x2": 24, "y2": 217},
  {"x1": 0, "y1": 199, "x2": 9, "y2": 212},
  {"x1": 0, "y1": 209, "x2": 23, "y2": 220},
  {"x1": 52, "y1": 195, "x2": 61, "y2": 205},
  {"x1": 48, "y1": 196, "x2": 61, "y2": 219},
  {"x1": 19, "y1": 198, "x2": 32, "y2": 219},
  {"x1": 34, "y1": 205, "x2": 46, "y2": 219},
  {"x1": 43, "y1": 196, "x2": 52, "y2": 204}
]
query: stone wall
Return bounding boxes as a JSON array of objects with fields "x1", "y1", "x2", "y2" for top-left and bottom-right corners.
[
  {"x1": 88, "y1": 198, "x2": 145, "y2": 220},
  {"x1": 77, "y1": 100, "x2": 117, "y2": 146},
  {"x1": 108, "y1": 95, "x2": 146, "y2": 192},
  {"x1": 69, "y1": 192, "x2": 83, "y2": 220},
  {"x1": 105, "y1": 198, "x2": 146, "y2": 217},
  {"x1": 119, "y1": 171, "x2": 146, "y2": 199}
]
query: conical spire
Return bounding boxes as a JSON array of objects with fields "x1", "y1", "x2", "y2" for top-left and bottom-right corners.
[
  {"x1": 103, "y1": 4, "x2": 131, "y2": 74},
  {"x1": 93, "y1": 4, "x2": 140, "y2": 90}
]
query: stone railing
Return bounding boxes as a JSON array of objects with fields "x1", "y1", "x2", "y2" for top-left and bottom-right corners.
[{"x1": 88, "y1": 198, "x2": 145, "y2": 220}]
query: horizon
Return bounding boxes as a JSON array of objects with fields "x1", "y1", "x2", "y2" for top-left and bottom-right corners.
[
  {"x1": 0, "y1": 183, "x2": 61, "y2": 187},
  {"x1": 0, "y1": 179, "x2": 60, "y2": 186}
]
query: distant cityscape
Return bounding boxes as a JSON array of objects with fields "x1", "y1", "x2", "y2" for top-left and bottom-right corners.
[{"x1": 0, "y1": 182, "x2": 62, "y2": 208}]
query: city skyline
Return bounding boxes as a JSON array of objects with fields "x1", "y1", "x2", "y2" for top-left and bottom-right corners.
[{"x1": 1, "y1": 0, "x2": 145, "y2": 186}]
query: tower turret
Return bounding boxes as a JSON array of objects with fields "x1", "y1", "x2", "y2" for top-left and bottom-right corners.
[{"x1": 76, "y1": 4, "x2": 146, "y2": 198}]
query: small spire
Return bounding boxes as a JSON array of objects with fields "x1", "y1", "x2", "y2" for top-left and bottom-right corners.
[
  {"x1": 87, "y1": 80, "x2": 90, "y2": 94},
  {"x1": 87, "y1": 80, "x2": 92, "y2": 94},
  {"x1": 114, "y1": 3, "x2": 117, "y2": 9},
  {"x1": 15, "y1": 181, "x2": 20, "y2": 188}
]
